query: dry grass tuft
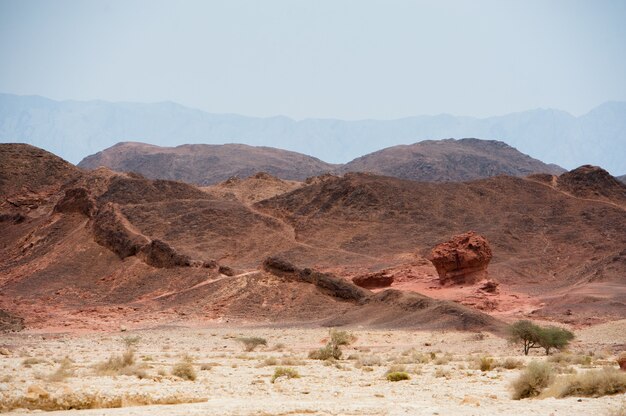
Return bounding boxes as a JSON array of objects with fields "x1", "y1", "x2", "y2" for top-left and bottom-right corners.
[
  {"x1": 47, "y1": 357, "x2": 75, "y2": 382},
  {"x1": 386, "y1": 372, "x2": 410, "y2": 382},
  {"x1": 497, "y1": 358, "x2": 524, "y2": 370},
  {"x1": 548, "y1": 352, "x2": 592, "y2": 366},
  {"x1": 354, "y1": 355, "x2": 382, "y2": 368},
  {"x1": 435, "y1": 368, "x2": 451, "y2": 379},
  {"x1": 22, "y1": 357, "x2": 47, "y2": 367},
  {"x1": 511, "y1": 361, "x2": 554, "y2": 400},
  {"x1": 0, "y1": 391, "x2": 206, "y2": 412},
  {"x1": 545, "y1": 368, "x2": 626, "y2": 398},
  {"x1": 237, "y1": 337, "x2": 267, "y2": 352},
  {"x1": 171, "y1": 356, "x2": 197, "y2": 381},
  {"x1": 94, "y1": 349, "x2": 147, "y2": 378},
  {"x1": 478, "y1": 356, "x2": 494, "y2": 372},
  {"x1": 309, "y1": 344, "x2": 340, "y2": 361},
  {"x1": 271, "y1": 367, "x2": 300, "y2": 383}
]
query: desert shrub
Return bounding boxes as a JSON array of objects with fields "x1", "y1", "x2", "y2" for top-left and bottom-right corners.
[
  {"x1": 549, "y1": 352, "x2": 591, "y2": 366},
  {"x1": 511, "y1": 361, "x2": 554, "y2": 400},
  {"x1": 434, "y1": 354, "x2": 452, "y2": 365},
  {"x1": 547, "y1": 368, "x2": 626, "y2": 398},
  {"x1": 434, "y1": 368, "x2": 450, "y2": 378},
  {"x1": 22, "y1": 358, "x2": 47, "y2": 367},
  {"x1": 385, "y1": 364, "x2": 407, "y2": 375},
  {"x1": 386, "y1": 372, "x2": 410, "y2": 382},
  {"x1": 172, "y1": 360, "x2": 197, "y2": 381},
  {"x1": 48, "y1": 357, "x2": 75, "y2": 382},
  {"x1": 237, "y1": 337, "x2": 267, "y2": 352},
  {"x1": 271, "y1": 367, "x2": 300, "y2": 383},
  {"x1": 309, "y1": 329, "x2": 355, "y2": 361},
  {"x1": 478, "y1": 356, "x2": 494, "y2": 372},
  {"x1": 271, "y1": 343, "x2": 286, "y2": 351},
  {"x1": 538, "y1": 326, "x2": 574, "y2": 355},
  {"x1": 279, "y1": 356, "x2": 305, "y2": 366},
  {"x1": 121, "y1": 336, "x2": 141, "y2": 348},
  {"x1": 309, "y1": 343, "x2": 340, "y2": 360},
  {"x1": 95, "y1": 349, "x2": 135, "y2": 375},
  {"x1": 498, "y1": 358, "x2": 524, "y2": 370},
  {"x1": 329, "y1": 329, "x2": 356, "y2": 346},
  {"x1": 0, "y1": 391, "x2": 206, "y2": 412},
  {"x1": 356, "y1": 355, "x2": 382, "y2": 367},
  {"x1": 617, "y1": 353, "x2": 626, "y2": 370},
  {"x1": 261, "y1": 357, "x2": 278, "y2": 366}
]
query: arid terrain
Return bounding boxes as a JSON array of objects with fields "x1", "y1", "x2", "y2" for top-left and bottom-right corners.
[
  {"x1": 1, "y1": 141, "x2": 625, "y2": 414},
  {"x1": 1, "y1": 323, "x2": 625, "y2": 415}
]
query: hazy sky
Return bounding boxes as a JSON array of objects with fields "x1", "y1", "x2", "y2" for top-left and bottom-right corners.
[{"x1": 1, "y1": 0, "x2": 625, "y2": 120}]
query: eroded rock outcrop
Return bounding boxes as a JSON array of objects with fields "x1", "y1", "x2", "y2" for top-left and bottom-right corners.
[
  {"x1": 54, "y1": 187, "x2": 96, "y2": 217},
  {"x1": 138, "y1": 239, "x2": 193, "y2": 268},
  {"x1": 92, "y1": 203, "x2": 149, "y2": 258},
  {"x1": 429, "y1": 231, "x2": 492, "y2": 286},
  {"x1": 263, "y1": 257, "x2": 370, "y2": 301},
  {"x1": 352, "y1": 272, "x2": 394, "y2": 289}
]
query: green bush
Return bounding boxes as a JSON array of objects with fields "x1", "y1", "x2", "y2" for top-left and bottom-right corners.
[
  {"x1": 308, "y1": 343, "x2": 341, "y2": 360},
  {"x1": 309, "y1": 329, "x2": 355, "y2": 360},
  {"x1": 386, "y1": 372, "x2": 410, "y2": 382}
]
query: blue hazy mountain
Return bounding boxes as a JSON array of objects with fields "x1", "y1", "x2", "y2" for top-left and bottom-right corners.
[{"x1": 0, "y1": 93, "x2": 624, "y2": 175}]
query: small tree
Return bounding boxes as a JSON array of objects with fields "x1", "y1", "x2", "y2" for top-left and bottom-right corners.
[
  {"x1": 537, "y1": 326, "x2": 574, "y2": 355},
  {"x1": 508, "y1": 320, "x2": 542, "y2": 355}
]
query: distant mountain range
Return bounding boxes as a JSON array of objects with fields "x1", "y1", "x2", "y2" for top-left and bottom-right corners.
[
  {"x1": 1, "y1": 93, "x2": 625, "y2": 175},
  {"x1": 79, "y1": 139, "x2": 564, "y2": 185}
]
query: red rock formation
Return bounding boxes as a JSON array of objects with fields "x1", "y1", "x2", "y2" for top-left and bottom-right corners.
[
  {"x1": 429, "y1": 231, "x2": 492, "y2": 286},
  {"x1": 352, "y1": 272, "x2": 394, "y2": 289},
  {"x1": 138, "y1": 239, "x2": 192, "y2": 268}
]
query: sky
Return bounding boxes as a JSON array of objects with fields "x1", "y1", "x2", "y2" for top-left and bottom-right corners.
[{"x1": 1, "y1": 0, "x2": 625, "y2": 120}]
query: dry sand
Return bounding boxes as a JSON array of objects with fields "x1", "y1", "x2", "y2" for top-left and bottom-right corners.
[{"x1": 1, "y1": 321, "x2": 625, "y2": 415}]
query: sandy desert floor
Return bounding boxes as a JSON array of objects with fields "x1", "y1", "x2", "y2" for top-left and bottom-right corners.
[{"x1": 1, "y1": 321, "x2": 625, "y2": 415}]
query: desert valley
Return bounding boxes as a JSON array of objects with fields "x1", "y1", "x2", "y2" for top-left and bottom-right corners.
[{"x1": 0, "y1": 138, "x2": 625, "y2": 415}]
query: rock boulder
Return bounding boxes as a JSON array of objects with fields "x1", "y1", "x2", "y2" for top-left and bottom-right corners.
[
  {"x1": 352, "y1": 272, "x2": 394, "y2": 289},
  {"x1": 429, "y1": 231, "x2": 492, "y2": 286}
]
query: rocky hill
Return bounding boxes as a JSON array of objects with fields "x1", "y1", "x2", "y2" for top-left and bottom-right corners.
[
  {"x1": 338, "y1": 138, "x2": 564, "y2": 181},
  {"x1": 78, "y1": 142, "x2": 337, "y2": 185},
  {"x1": 1, "y1": 144, "x2": 625, "y2": 331},
  {"x1": 78, "y1": 139, "x2": 563, "y2": 185}
]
